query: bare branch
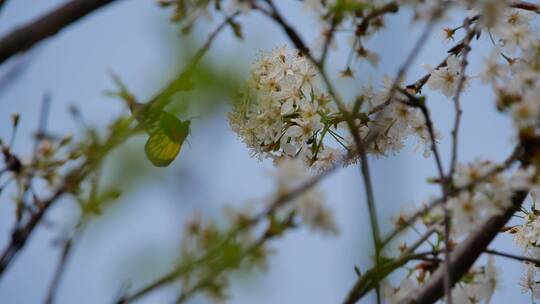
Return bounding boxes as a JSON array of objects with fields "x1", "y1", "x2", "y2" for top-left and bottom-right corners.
[
  {"x1": 0, "y1": 0, "x2": 121, "y2": 65},
  {"x1": 0, "y1": 187, "x2": 66, "y2": 276},
  {"x1": 44, "y1": 219, "x2": 87, "y2": 304},
  {"x1": 0, "y1": 0, "x2": 8, "y2": 14},
  {"x1": 509, "y1": 0, "x2": 540, "y2": 13}
]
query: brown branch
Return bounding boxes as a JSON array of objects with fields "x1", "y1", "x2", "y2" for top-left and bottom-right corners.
[
  {"x1": 397, "y1": 136, "x2": 540, "y2": 304},
  {"x1": 0, "y1": 0, "x2": 121, "y2": 65},
  {"x1": 399, "y1": 191, "x2": 528, "y2": 304},
  {"x1": 0, "y1": 123, "x2": 137, "y2": 278},
  {"x1": 0, "y1": 0, "x2": 8, "y2": 14},
  {"x1": 509, "y1": 0, "x2": 540, "y2": 13},
  {"x1": 343, "y1": 145, "x2": 522, "y2": 303},
  {"x1": 0, "y1": 187, "x2": 65, "y2": 276}
]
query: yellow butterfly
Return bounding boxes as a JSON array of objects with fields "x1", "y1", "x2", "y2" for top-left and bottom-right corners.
[
  {"x1": 130, "y1": 102, "x2": 190, "y2": 167},
  {"x1": 108, "y1": 74, "x2": 190, "y2": 167}
]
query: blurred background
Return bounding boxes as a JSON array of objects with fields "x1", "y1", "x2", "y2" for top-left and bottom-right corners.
[{"x1": 0, "y1": 1, "x2": 526, "y2": 303}]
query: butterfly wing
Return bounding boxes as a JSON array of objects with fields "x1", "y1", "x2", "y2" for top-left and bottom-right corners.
[
  {"x1": 143, "y1": 110, "x2": 190, "y2": 167},
  {"x1": 144, "y1": 128, "x2": 181, "y2": 167}
]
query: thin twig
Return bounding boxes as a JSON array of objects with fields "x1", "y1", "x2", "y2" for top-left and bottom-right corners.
[
  {"x1": 343, "y1": 227, "x2": 438, "y2": 304},
  {"x1": 175, "y1": 229, "x2": 275, "y2": 304},
  {"x1": 116, "y1": 149, "x2": 360, "y2": 303},
  {"x1": 0, "y1": 9, "x2": 238, "y2": 280},
  {"x1": 398, "y1": 87, "x2": 453, "y2": 303},
  {"x1": 0, "y1": 187, "x2": 65, "y2": 276},
  {"x1": 367, "y1": 2, "x2": 446, "y2": 116},
  {"x1": 448, "y1": 20, "x2": 477, "y2": 180},
  {"x1": 380, "y1": 145, "x2": 521, "y2": 248},
  {"x1": 261, "y1": 0, "x2": 381, "y2": 242},
  {"x1": 405, "y1": 16, "x2": 480, "y2": 95},
  {"x1": 485, "y1": 248, "x2": 540, "y2": 266},
  {"x1": 43, "y1": 219, "x2": 87, "y2": 304},
  {"x1": 150, "y1": 11, "x2": 240, "y2": 110},
  {"x1": 319, "y1": 15, "x2": 338, "y2": 67}
]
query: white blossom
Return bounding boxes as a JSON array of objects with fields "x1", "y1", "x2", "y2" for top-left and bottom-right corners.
[
  {"x1": 229, "y1": 45, "x2": 340, "y2": 165},
  {"x1": 519, "y1": 264, "x2": 540, "y2": 299},
  {"x1": 425, "y1": 55, "x2": 465, "y2": 97}
]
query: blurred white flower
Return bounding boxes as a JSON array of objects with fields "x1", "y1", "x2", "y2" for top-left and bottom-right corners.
[{"x1": 272, "y1": 158, "x2": 338, "y2": 235}]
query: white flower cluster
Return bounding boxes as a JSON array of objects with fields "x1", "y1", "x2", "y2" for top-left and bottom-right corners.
[
  {"x1": 451, "y1": 8, "x2": 540, "y2": 133},
  {"x1": 229, "y1": 45, "x2": 440, "y2": 166},
  {"x1": 229, "y1": 45, "x2": 344, "y2": 169},
  {"x1": 446, "y1": 161, "x2": 535, "y2": 238},
  {"x1": 520, "y1": 261, "x2": 540, "y2": 299},
  {"x1": 429, "y1": 6, "x2": 537, "y2": 102},
  {"x1": 512, "y1": 201, "x2": 540, "y2": 299},
  {"x1": 515, "y1": 214, "x2": 540, "y2": 249},
  {"x1": 349, "y1": 77, "x2": 437, "y2": 157},
  {"x1": 385, "y1": 160, "x2": 538, "y2": 303},
  {"x1": 271, "y1": 158, "x2": 338, "y2": 235},
  {"x1": 383, "y1": 257, "x2": 498, "y2": 304},
  {"x1": 493, "y1": 10, "x2": 536, "y2": 52},
  {"x1": 489, "y1": 10, "x2": 540, "y2": 132}
]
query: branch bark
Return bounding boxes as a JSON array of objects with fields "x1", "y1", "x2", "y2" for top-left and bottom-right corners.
[
  {"x1": 0, "y1": 0, "x2": 121, "y2": 65},
  {"x1": 398, "y1": 191, "x2": 528, "y2": 304}
]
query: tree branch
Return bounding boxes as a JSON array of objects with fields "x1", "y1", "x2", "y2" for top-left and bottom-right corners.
[
  {"x1": 0, "y1": 0, "x2": 8, "y2": 14},
  {"x1": 509, "y1": 0, "x2": 540, "y2": 13},
  {"x1": 343, "y1": 145, "x2": 522, "y2": 303},
  {"x1": 0, "y1": 0, "x2": 121, "y2": 65},
  {"x1": 399, "y1": 191, "x2": 528, "y2": 304}
]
